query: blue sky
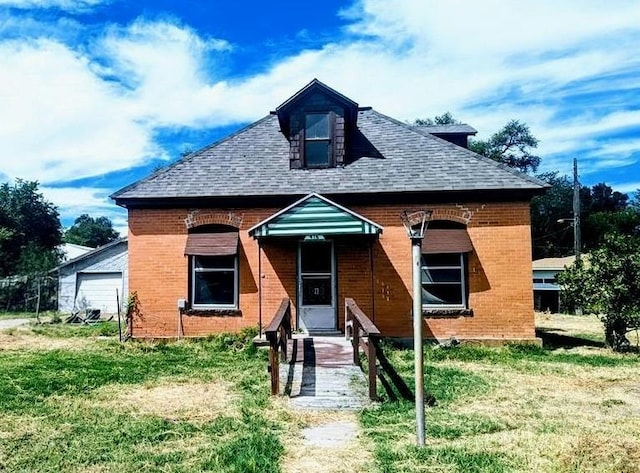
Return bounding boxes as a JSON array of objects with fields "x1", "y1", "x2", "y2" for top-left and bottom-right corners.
[{"x1": 1, "y1": 0, "x2": 639, "y2": 236}]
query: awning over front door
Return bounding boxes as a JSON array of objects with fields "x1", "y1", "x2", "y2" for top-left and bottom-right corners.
[{"x1": 248, "y1": 193, "x2": 383, "y2": 238}]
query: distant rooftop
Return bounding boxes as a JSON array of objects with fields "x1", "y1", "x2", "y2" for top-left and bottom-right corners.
[
  {"x1": 415, "y1": 124, "x2": 477, "y2": 135},
  {"x1": 533, "y1": 255, "x2": 579, "y2": 270}
]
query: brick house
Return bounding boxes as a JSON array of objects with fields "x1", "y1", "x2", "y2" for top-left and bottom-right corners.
[{"x1": 112, "y1": 79, "x2": 547, "y2": 343}]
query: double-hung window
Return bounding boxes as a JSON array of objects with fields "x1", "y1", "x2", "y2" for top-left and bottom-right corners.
[
  {"x1": 421, "y1": 253, "x2": 466, "y2": 308},
  {"x1": 185, "y1": 229, "x2": 239, "y2": 309},
  {"x1": 304, "y1": 113, "x2": 332, "y2": 167},
  {"x1": 420, "y1": 222, "x2": 473, "y2": 310},
  {"x1": 192, "y1": 255, "x2": 237, "y2": 308}
]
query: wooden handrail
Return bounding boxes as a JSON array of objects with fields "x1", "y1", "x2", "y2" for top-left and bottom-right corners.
[
  {"x1": 265, "y1": 298, "x2": 292, "y2": 395},
  {"x1": 345, "y1": 297, "x2": 380, "y2": 400}
]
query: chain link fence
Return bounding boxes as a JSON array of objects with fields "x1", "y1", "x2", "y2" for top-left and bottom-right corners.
[{"x1": 0, "y1": 274, "x2": 57, "y2": 313}]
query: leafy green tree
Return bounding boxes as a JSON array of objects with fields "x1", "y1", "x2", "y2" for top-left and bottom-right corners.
[
  {"x1": 0, "y1": 180, "x2": 62, "y2": 276},
  {"x1": 588, "y1": 182, "x2": 628, "y2": 213},
  {"x1": 530, "y1": 172, "x2": 595, "y2": 259},
  {"x1": 64, "y1": 214, "x2": 119, "y2": 248},
  {"x1": 558, "y1": 233, "x2": 640, "y2": 351},
  {"x1": 413, "y1": 112, "x2": 459, "y2": 126},
  {"x1": 583, "y1": 209, "x2": 640, "y2": 251},
  {"x1": 469, "y1": 120, "x2": 540, "y2": 174}
]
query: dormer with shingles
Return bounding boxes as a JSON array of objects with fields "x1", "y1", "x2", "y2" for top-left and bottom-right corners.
[{"x1": 275, "y1": 79, "x2": 359, "y2": 170}]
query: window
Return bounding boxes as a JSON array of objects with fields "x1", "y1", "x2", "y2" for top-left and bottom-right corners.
[
  {"x1": 192, "y1": 255, "x2": 237, "y2": 308},
  {"x1": 421, "y1": 253, "x2": 466, "y2": 308},
  {"x1": 304, "y1": 113, "x2": 332, "y2": 167},
  {"x1": 184, "y1": 227, "x2": 239, "y2": 310}
]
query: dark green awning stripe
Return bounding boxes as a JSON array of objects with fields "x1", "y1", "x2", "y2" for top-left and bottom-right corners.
[{"x1": 250, "y1": 195, "x2": 382, "y2": 238}]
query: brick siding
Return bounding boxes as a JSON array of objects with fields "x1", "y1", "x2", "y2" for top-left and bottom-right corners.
[{"x1": 127, "y1": 201, "x2": 536, "y2": 342}]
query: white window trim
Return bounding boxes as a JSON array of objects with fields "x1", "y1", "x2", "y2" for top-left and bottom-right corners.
[
  {"x1": 191, "y1": 255, "x2": 238, "y2": 309},
  {"x1": 421, "y1": 253, "x2": 467, "y2": 309}
]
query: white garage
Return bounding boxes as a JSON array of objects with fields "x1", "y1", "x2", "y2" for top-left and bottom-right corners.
[
  {"x1": 75, "y1": 272, "x2": 123, "y2": 314},
  {"x1": 57, "y1": 239, "x2": 128, "y2": 315}
]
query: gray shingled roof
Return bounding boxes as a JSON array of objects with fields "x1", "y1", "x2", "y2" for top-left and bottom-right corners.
[
  {"x1": 112, "y1": 109, "x2": 546, "y2": 201},
  {"x1": 415, "y1": 124, "x2": 477, "y2": 134}
]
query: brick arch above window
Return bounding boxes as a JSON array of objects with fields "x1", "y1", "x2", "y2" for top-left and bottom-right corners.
[
  {"x1": 184, "y1": 211, "x2": 243, "y2": 230},
  {"x1": 427, "y1": 209, "x2": 471, "y2": 225},
  {"x1": 427, "y1": 204, "x2": 486, "y2": 226}
]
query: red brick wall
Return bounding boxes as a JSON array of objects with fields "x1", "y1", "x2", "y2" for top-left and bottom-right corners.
[{"x1": 127, "y1": 200, "x2": 535, "y2": 342}]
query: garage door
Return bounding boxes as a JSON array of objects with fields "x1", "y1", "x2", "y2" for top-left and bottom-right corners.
[{"x1": 75, "y1": 272, "x2": 123, "y2": 314}]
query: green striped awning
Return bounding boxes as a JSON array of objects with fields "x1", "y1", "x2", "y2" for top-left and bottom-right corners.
[{"x1": 248, "y1": 193, "x2": 383, "y2": 238}]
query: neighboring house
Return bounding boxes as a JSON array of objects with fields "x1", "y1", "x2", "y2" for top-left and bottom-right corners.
[
  {"x1": 57, "y1": 238, "x2": 128, "y2": 314},
  {"x1": 58, "y1": 243, "x2": 94, "y2": 261},
  {"x1": 112, "y1": 79, "x2": 548, "y2": 342},
  {"x1": 532, "y1": 255, "x2": 577, "y2": 313}
]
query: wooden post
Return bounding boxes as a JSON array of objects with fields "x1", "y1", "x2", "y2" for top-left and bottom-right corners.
[
  {"x1": 35, "y1": 276, "x2": 42, "y2": 324},
  {"x1": 368, "y1": 336, "x2": 377, "y2": 400},
  {"x1": 352, "y1": 328, "x2": 360, "y2": 367},
  {"x1": 116, "y1": 289, "x2": 122, "y2": 342},
  {"x1": 269, "y1": 340, "x2": 280, "y2": 395}
]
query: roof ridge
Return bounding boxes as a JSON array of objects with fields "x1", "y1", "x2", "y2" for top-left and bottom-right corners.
[
  {"x1": 56, "y1": 237, "x2": 127, "y2": 269},
  {"x1": 110, "y1": 114, "x2": 275, "y2": 200},
  {"x1": 368, "y1": 109, "x2": 548, "y2": 189}
]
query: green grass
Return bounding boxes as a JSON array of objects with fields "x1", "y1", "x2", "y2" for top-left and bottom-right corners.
[
  {"x1": 425, "y1": 342, "x2": 640, "y2": 368},
  {"x1": 0, "y1": 327, "x2": 284, "y2": 472},
  {"x1": 0, "y1": 311, "x2": 41, "y2": 320},
  {"x1": 29, "y1": 320, "x2": 120, "y2": 337}
]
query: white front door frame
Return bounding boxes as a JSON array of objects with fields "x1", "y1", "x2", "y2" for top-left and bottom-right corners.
[{"x1": 297, "y1": 240, "x2": 337, "y2": 333}]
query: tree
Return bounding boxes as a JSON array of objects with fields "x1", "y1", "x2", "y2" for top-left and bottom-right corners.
[
  {"x1": 588, "y1": 182, "x2": 628, "y2": 213},
  {"x1": 413, "y1": 112, "x2": 459, "y2": 126},
  {"x1": 64, "y1": 214, "x2": 119, "y2": 248},
  {"x1": 469, "y1": 120, "x2": 540, "y2": 174},
  {"x1": 0, "y1": 180, "x2": 62, "y2": 276},
  {"x1": 530, "y1": 172, "x2": 596, "y2": 258},
  {"x1": 582, "y1": 209, "x2": 640, "y2": 251},
  {"x1": 558, "y1": 233, "x2": 640, "y2": 351}
]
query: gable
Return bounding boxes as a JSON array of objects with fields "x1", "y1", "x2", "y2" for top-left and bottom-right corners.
[{"x1": 249, "y1": 193, "x2": 382, "y2": 238}]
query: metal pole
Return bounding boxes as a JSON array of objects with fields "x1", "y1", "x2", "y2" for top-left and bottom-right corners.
[
  {"x1": 412, "y1": 237, "x2": 425, "y2": 446},
  {"x1": 573, "y1": 158, "x2": 581, "y2": 260}
]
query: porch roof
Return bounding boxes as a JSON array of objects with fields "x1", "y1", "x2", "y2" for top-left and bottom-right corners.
[{"x1": 248, "y1": 193, "x2": 383, "y2": 238}]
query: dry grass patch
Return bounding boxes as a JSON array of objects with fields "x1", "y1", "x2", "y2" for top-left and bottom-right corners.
[
  {"x1": 281, "y1": 410, "x2": 374, "y2": 473},
  {"x1": 91, "y1": 379, "x2": 239, "y2": 422},
  {"x1": 0, "y1": 329, "x2": 93, "y2": 351},
  {"x1": 535, "y1": 312, "x2": 604, "y2": 337},
  {"x1": 446, "y1": 360, "x2": 640, "y2": 472}
]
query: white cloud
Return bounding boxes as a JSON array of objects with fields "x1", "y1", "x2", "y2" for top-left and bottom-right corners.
[
  {"x1": 0, "y1": 38, "x2": 164, "y2": 183},
  {"x1": 2, "y1": 0, "x2": 640, "y2": 195},
  {"x1": 41, "y1": 185, "x2": 127, "y2": 234},
  {"x1": 613, "y1": 182, "x2": 640, "y2": 194},
  {"x1": 0, "y1": 0, "x2": 105, "y2": 11}
]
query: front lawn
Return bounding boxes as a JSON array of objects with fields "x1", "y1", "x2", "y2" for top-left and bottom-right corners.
[
  {"x1": 2, "y1": 314, "x2": 639, "y2": 473},
  {"x1": 361, "y1": 316, "x2": 640, "y2": 472},
  {"x1": 0, "y1": 325, "x2": 284, "y2": 473}
]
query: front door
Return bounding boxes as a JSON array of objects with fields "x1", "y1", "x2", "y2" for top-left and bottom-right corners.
[{"x1": 298, "y1": 241, "x2": 336, "y2": 332}]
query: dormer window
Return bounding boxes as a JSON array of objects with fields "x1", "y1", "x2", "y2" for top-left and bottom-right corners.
[
  {"x1": 276, "y1": 79, "x2": 357, "y2": 170},
  {"x1": 304, "y1": 113, "x2": 333, "y2": 168}
]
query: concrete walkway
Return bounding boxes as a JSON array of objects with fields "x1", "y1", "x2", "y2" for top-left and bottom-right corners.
[
  {"x1": 0, "y1": 318, "x2": 31, "y2": 330},
  {"x1": 280, "y1": 336, "x2": 372, "y2": 410}
]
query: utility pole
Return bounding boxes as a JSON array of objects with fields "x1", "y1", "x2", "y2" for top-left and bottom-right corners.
[{"x1": 573, "y1": 158, "x2": 581, "y2": 259}]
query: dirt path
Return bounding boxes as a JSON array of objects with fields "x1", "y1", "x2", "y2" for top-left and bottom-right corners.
[{"x1": 0, "y1": 318, "x2": 30, "y2": 330}]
